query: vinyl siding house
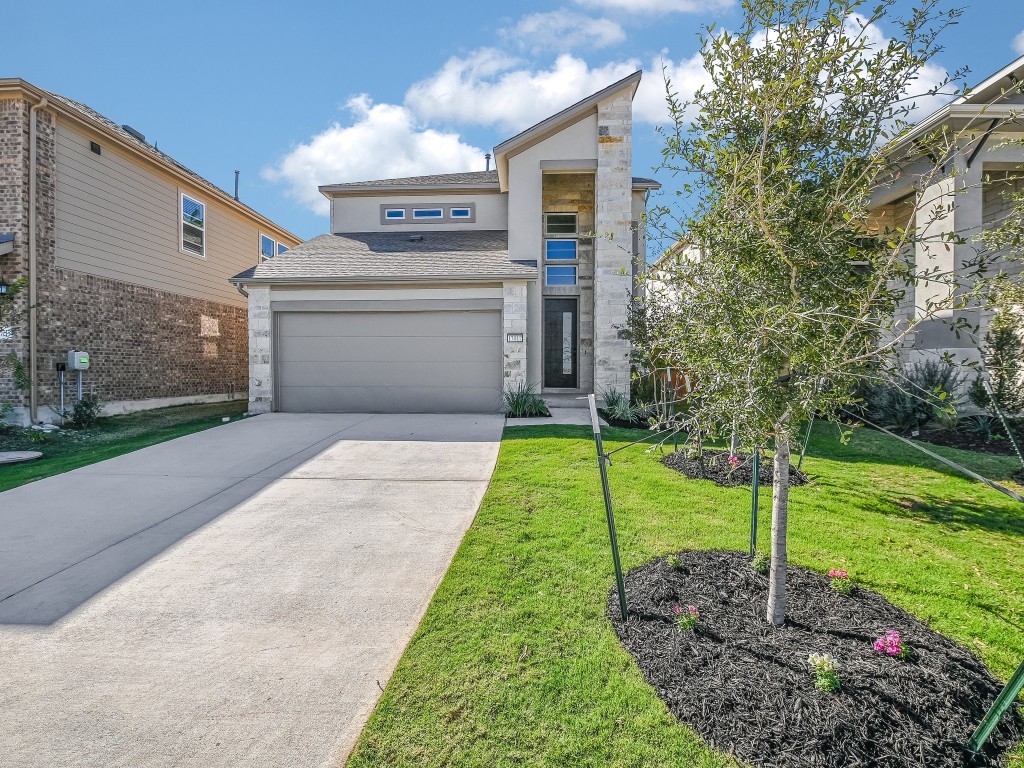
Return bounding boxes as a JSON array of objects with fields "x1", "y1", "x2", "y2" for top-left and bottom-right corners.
[
  {"x1": 0, "y1": 79, "x2": 300, "y2": 425},
  {"x1": 231, "y1": 71, "x2": 659, "y2": 414},
  {"x1": 869, "y1": 55, "x2": 1024, "y2": 367}
]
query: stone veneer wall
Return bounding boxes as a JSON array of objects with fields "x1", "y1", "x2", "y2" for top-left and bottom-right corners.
[
  {"x1": 541, "y1": 173, "x2": 595, "y2": 392},
  {"x1": 2, "y1": 100, "x2": 248, "y2": 422},
  {"x1": 593, "y1": 91, "x2": 635, "y2": 394},
  {"x1": 247, "y1": 287, "x2": 273, "y2": 413},
  {"x1": 0, "y1": 99, "x2": 30, "y2": 411},
  {"x1": 502, "y1": 281, "x2": 528, "y2": 389}
]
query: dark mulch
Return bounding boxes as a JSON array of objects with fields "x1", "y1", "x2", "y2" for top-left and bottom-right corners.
[
  {"x1": 661, "y1": 449, "x2": 810, "y2": 487},
  {"x1": 610, "y1": 550, "x2": 1023, "y2": 768},
  {"x1": 909, "y1": 426, "x2": 1024, "y2": 456}
]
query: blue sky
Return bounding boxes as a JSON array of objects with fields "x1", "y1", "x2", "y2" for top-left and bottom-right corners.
[{"x1": 7, "y1": 0, "x2": 1024, "y2": 241}]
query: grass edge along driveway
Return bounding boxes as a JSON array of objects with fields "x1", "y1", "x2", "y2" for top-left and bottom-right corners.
[{"x1": 346, "y1": 423, "x2": 1024, "y2": 768}]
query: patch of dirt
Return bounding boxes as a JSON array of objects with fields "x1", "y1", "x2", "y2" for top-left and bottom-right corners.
[
  {"x1": 610, "y1": 550, "x2": 1023, "y2": 768},
  {"x1": 661, "y1": 449, "x2": 810, "y2": 488}
]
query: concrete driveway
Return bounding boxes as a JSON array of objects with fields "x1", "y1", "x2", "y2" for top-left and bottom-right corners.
[{"x1": 0, "y1": 412, "x2": 503, "y2": 767}]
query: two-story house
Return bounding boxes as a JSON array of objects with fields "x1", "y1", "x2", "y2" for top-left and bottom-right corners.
[
  {"x1": 0, "y1": 79, "x2": 300, "y2": 425},
  {"x1": 231, "y1": 71, "x2": 659, "y2": 414}
]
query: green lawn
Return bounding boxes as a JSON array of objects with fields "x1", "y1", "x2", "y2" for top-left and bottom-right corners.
[
  {"x1": 0, "y1": 400, "x2": 248, "y2": 492},
  {"x1": 347, "y1": 423, "x2": 1024, "y2": 768}
]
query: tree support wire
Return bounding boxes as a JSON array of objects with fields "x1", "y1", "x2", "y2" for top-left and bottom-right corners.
[
  {"x1": 853, "y1": 415, "x2": 1024, "y2": 504},
  {"x1": 588, "y1": 394, "x2": 628, "y2": 622}
]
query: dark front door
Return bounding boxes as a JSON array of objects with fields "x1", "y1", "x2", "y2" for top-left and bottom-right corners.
[{"x1": 544, "y1": 298, "x2": 578, "y2": 388}]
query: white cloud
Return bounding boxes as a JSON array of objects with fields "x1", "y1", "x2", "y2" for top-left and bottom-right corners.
[
  {"x1": 405, "y1": 50, "x2": 641, "y2": 131},
  {"x1": 633, "y1": 52, "x2": 711, "y2": 124},
  {"x1": 501, "y1": 11, "x2": 626, "y2": 53},
  {"x1": 574, "y1": 0, "x2": 734, "y2": 14},
  {"x1": 1014, "y1": 30, "x2": 1024, "y2": 56},
  {"x1": 263, "y1": 96, "x2": 485, "y2": 215}
]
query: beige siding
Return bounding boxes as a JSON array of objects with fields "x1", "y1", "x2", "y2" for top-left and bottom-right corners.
[{"x1": 54, "y1": 120, "x2": 282, "y2": 308}]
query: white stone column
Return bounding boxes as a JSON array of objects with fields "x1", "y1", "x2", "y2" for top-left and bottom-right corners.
[
  {"x1": 247, "y1": 286, "x2": 273, "y2": 413},
  {"x1": 593, "y1": 90, "x2": 634, "y2": 395},
  {"x1": 502, "y1": 281, "x2": 528, "y2": 390}
]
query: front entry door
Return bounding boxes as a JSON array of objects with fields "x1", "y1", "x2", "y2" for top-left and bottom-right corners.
[{"x1": 544, "y1": 298, "x2": 578, "y2": 388}]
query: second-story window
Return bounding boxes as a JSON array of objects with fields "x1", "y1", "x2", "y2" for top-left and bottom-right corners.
[
  {"x1": 181, "y1": 193, "x2": 205, "y2": 257},
  {"x1": 543, "y1": 212, "x2": 578, "y2": 285},
  {"x1": 260, "y1": 233, "x2": 276, "y2": 261}
]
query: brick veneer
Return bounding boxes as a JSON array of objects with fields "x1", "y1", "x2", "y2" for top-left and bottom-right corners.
[{"x1": 1, "y1": 97, "x2": 247, "y2": 422}]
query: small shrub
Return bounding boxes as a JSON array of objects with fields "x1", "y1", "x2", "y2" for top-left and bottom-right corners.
[
  {"x1": 962, "y1": 413, "x2": 998, "y2": 442},
  {"x1": 668, "y1": 555, "x2": 685, "y2": 572},
  {"x1": 68, "y1": 393, "x2": 103, "y2": 429},
  {"x1": 808, "y1": 653, "x2": 841, "y2": 693},
  {"x1": 674, "y1": 604, "x2": 699, "y2": 632},
  {"x1": 828, "y1": 568, "x2": 853, "y2": 595},
  {"x1": 602, "y1": 388, "x2": 634, "y2": 422},
  {"x1": 26, "y1": 429, "x2": 49, "y2": 444},
  {"x1": 752, "y1": 552, "x2": 770, "y2": 575},
  {"x1": 873, "y1": 630, "x2": 913, "y2": 661},
  {"x1": 968, "y1": 321, "x2": 1024, "y2": 416},
  {"x1": 858, "y1": 359, "x2": 963, "y2": 431},
  {"x1": 501, "y1": 382, "x2": 549, "y2": 418}
]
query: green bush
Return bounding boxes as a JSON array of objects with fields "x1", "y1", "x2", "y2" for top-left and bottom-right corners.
[
  {"x1": 602, "y1": 388, "x2": 633, "y2": 422},
  {"x1": 859, "y1": 360, "x2": 963, "y2": 431},
  {"x1": 501, "y1": 382, "x2": 549, "y2": 418},
  {"x1": 967, "y1": 321, "x2": 1024, "y2": 416},
  {"x1": 68, "y1": 393, "x2": 103, "y2": 429}
]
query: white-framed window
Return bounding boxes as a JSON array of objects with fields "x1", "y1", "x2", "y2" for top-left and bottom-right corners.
[
  {"x1": 260, "y1": 233, "x2": 276, "y2": 261},
  {"x1": 277, "y1": 243, "x2": 289, "y2": 256},
  {"x1": 413, "y1": 208, "x2": 444, "y2": 219},
  {"x1": 384, "y1": 208, "x2": 406, "y2": 220},
  {"x1": 544, "y1": 213, "x2": 577, "y2": 235},
  {"x1": 450, "y1": 207, "x2": 472, "y2": 219},
  {"x1": 180, "y1": 193, "x2": 206, "y2": 257}
]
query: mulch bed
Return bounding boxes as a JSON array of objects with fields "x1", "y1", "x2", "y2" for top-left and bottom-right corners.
[
  {"x1": 610, "y1": 550, "x2": 1023, "y2": 768},
  {"x1": 661, "y1": 449, "x2": 810, "y2": 488},
  {"x1": 598, "y1": 409, "x2": 648, "y2": 429},
  {"x1": 907, "y1": 427, "x2": 1024, "y2": 457}
]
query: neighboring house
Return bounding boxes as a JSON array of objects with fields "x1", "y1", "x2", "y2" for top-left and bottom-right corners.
[
  {"x1": 869, "y1": 55, "x2": 1024, "y2": 367},
  {"x1": 231, "y1": 71, "x2": 660, "y2": 414},
  {"x1": 0, "y1": 79, "x2": 300, "y2": 425}
]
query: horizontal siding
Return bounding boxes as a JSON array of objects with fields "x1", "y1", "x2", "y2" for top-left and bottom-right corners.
[{"x1": 54, "y1": 120, "x2": 291, "y2": 308}]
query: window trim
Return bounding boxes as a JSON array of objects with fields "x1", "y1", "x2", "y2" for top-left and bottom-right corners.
[
  {"x1": 545, "y1": 265, "x2": 578, "y2": 286},
  {"x1": 384, "y1": 208, "x2": 406, "y2": 220},
  {"x1": 259, "y1": 232, "x2": 277, "y2": 262},
  {"x1": 412, "y1": 207, "x2": 444, "y2": 219},
  {"x1": 180, "y1": 192, "x2": 206, "y2": 258},
  {"x1": 544, "y1": 212, "x2": 578, "y2": 236},
  {"x1": 450, "y1": 207, "x2": 472, "y2": 219}
]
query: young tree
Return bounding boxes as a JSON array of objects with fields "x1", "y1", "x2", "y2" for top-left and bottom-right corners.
[{"x1": 636, "y1": 0, "x2": 967, "y2": 625}]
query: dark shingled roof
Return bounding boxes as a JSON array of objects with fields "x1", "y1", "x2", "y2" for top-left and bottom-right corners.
[{"x1": 231, "y1": 230, "x2": 536, "y2": 283}]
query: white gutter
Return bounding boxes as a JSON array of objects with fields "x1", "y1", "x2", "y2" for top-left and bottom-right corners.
[{"x1": 28, "y1": 96, "x2": 48, "y2": 423}]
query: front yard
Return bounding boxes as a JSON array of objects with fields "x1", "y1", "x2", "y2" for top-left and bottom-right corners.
[
  {"x1": 0, "y1": 400, "x2": 248, "y2": 493},
  {"x1": 347, "y1": 423, "x2": 1024, "y2": 767}
]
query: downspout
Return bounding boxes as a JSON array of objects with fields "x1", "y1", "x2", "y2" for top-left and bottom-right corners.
[{"x1": 28, "y1": 97, "x2": 48, "y2": 423}]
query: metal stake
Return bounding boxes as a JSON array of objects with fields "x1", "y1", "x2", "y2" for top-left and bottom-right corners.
[
  {"x1": 967, "y1": 657, "x2": 1024, "y2": 755},
  {"x1": 750, "y1": 448, "x2": 760, "y2": 557},
  {"x1": 588, "y1": 394, "x2": 628, "y2": 623},
  {"x1": 797, "y1": 416, "x2": 814, "y2": 471}
]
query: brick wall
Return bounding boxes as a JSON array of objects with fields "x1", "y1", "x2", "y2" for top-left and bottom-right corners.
[
  {"x1": 3, "y1": 99, "x2": 248, "y2": 422},
  {"x1": 0, "y1": 99, "x2": 29, "y2": 410}
]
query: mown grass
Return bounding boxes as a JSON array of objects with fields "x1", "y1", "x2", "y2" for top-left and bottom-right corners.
[
  {"x1": 347, "y1": 423, "x2": 1024, "y2": 768},
  {"x1": 0, "y1": 400, "x2": 247, "y2": 492}
]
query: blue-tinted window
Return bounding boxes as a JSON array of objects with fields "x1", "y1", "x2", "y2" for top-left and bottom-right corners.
[
  {"x1": 545, "y1": 240, "x2": 577, "y2": 260},
  {"x1": 277, "y1": 243, "x2": 289, "y2": 256},
  {"x1": 413, "y1": 208, "x2": 443, "y2": 219},
  {"x1": 546, "y1": 266, "x2": 577, "y2": 285},
  {"x1": 450, "y1": 207, "x2": 471, "y2": 218},
  {"x1": 181, "y1": 194, "x2": 205, "y2": 256},
  {"x1": 260, "y1": 234, "x2": 275, "y2": 260},
  {"x1": 385, "y1": 209, "x2": 406, "y2": 219}
]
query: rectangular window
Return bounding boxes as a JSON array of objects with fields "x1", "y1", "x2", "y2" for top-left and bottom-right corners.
[
  {"x1": 384, "y1": 208, "x2": 406, "y2": 220},
  {"x1": 545, "y1": 240, "x2": 577, "y2": 260},
  {"x1": 181, "y1": 193, "x2": 205, "y2": 256},
  {"x1": 545, "y1": 266, "x2": 577, "y2": 286},
  {"x1": 544, "y1": 213, "x2": 577, "y2": 235},
  {"x1": 413, "y1": 208, "x2": 444, "y2": 219},
  {"x1": 260, "y1": 233, "x2": 276, "y2": 260},
  {"x1": 277, "y1": 243, "x2": 289, "y2": 256},
  {"x1": 450, "y1": 207, "x2": 472, "y2": 219}
]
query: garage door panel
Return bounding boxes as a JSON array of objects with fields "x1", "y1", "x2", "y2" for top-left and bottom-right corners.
[
  {"x1": 278, "y1": 336, "x2": 500, "y2": 365},
  {"x1": 275, "y1": 310, "x2": 503, "y2": 413},
  {"x1": 279, "y1": 311, "x2": 499, "y2": 338},
  {"x1": 277, "y1": 360, "x2": 500, "y2": 389}
]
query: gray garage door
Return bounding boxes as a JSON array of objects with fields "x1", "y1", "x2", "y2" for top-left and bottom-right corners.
[{"x1": 275, "y1": 310, "x2": 503, "y2": 413}]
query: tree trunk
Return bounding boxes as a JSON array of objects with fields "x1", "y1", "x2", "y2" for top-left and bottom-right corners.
[
  {"x1": 730, "y1": 423, "x2": 740, "y2": 455},
  {"x1": 766, "y1": 433, "x2": 790, "y2": 626}
]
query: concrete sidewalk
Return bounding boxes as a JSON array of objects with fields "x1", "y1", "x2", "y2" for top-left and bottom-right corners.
[{"x1": 0, "y1": 412, "x2": 502, "y2": 767}]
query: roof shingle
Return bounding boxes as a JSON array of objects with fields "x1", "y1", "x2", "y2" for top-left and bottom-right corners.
[{"x1": 231, "y1": 230, "x2": 536, "y2": 283}]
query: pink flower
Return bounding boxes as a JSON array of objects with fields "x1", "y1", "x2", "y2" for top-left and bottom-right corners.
[
  {"x1": 687, "y1": 605, "x2": 699, "y2": 617},
  {"x1": 873, "y1": 630, "x2": 904, "y2": 657},
  {"x1": 727, "y1": 455, "x2": 741, "y2": 467},
  {"x1": 673, "y1": 604, "x2": 682, "y2": 615},
  {"x1": 828, "y1": 569, "x2": 849, "y2": 579}
]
